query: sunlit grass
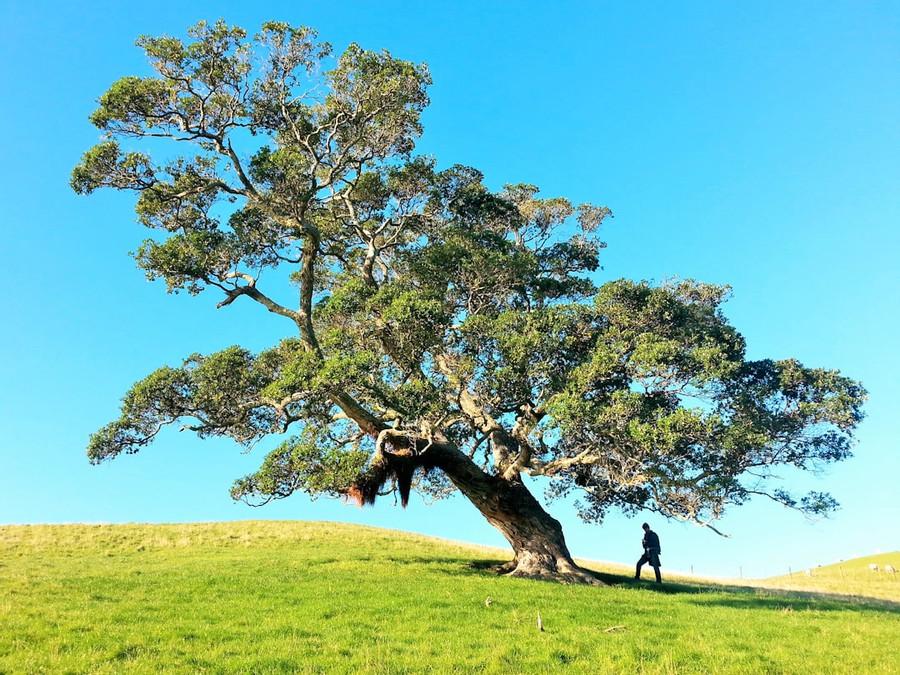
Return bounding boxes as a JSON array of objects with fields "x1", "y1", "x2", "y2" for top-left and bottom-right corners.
[
  {"x1": 756, "y1": 551, "x2": 900, "y2": 601},
  {"x1": 1, "y1": 521, "x2": 898, "y2": 673}
]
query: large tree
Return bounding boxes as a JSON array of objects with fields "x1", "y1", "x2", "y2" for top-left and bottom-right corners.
[{"x1": 73, "y1": 20, "x2": 865, "y2": 583}]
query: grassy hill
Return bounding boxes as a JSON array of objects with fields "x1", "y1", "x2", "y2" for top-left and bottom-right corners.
[
  {"x1": 759, "y1": 551, "x2": 900, "y2": 601},
  {"x1": 1, "y1": 521, "x2": 898, "y2": 674}
]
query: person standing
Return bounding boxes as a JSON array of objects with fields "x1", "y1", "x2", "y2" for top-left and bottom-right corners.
[{"x1": 635, "y1": 522, "x2": 662, "y2": 583}]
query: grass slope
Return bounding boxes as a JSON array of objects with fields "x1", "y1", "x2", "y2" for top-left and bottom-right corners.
[
  {"x1": 1, "y1": 521, "x2": 898, "y2": 674},
  {"x1": 760, "y1": 551, "x2": 900, "y2": 601}
]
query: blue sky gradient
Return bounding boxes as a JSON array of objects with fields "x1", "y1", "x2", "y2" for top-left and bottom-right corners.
[{"x1": 1, "y1": 1, "x2": 898, "y2": 577}]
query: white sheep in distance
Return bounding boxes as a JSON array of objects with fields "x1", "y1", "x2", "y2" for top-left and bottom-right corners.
[{"x1": 869, "y1": 563, "x2": 879, "y2": 572}]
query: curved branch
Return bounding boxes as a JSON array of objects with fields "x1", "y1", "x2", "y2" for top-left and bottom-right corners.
[
  {"x1": 434, "y1": 354, "x2": 517, "y2": 473},
  {"x1": 215, "y1": 273, "x2": 302, "y2": 325}
]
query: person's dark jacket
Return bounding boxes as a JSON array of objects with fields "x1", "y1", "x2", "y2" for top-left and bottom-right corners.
[{"x1": 643, "y1": 530, "x2": 661, "y2": 554}]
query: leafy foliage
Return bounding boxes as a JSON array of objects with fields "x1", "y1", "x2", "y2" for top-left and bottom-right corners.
[{"x1": 75, "y1": 20, "x2": 865, "y2": 533}]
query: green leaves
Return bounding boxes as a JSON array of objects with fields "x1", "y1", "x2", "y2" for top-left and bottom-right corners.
[
  {"x1": 458, "y1": 305, "x2": 597, "y2": 409},
  {"x1": 71, "y1": 141, "x2": 155, "y2": 194},
  {"x1": 543, "y1": 280, "x2": 866, "y2": 525},
  {"x1": 370, "y1": 283, "x2": 449, "y2": 359},
  {"x1": 76, "y1": 19, "x2": 865, "y2": 528},
  {"x1": 87, "y1": 366, "x2": 192, "y2": 463},
  {"x1": 591, "y1": 279, "x2": 745, "y2": 383},
  {"x1": 89, "y1": 76, "x2": 176, "y2": 133},
  {"x1": 87, "y1": 343, "x2": 321, "y2": 463},
  {"x1": 576, "y1": 204, "x2": 613, "y2": 233},
  {"x1": 133, "y1": 20, "x2": 251, "y2": 136},
  {"x1": 326, "y1": 43, "x2": 431, "y2": 159},
  {"x1": 134, "y1": 231, "x2": 233, "y2": 294},
  {"x1": 230, "y1": 433, "x2": 370, "y2": 505},
  {"x1": 719, "y1": 358, "x2": 865, "y2": 467}
]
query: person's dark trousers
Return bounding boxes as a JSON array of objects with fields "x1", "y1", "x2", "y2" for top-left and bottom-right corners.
[{"x1": 635, "y1": 552, "x2": 662, "y2": 583}]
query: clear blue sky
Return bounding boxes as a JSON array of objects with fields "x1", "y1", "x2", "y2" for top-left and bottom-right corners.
[{"x1": 1, "y1": 1, "x2": 898, "y2": 578}]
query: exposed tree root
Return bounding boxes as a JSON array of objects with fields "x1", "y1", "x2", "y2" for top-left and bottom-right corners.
[
  {"x1": 496, "y1": 558, "x2": 605, "y2": 585},
  {"x1": 493, "y1": 559, "x2": 519, "y2": 574}
]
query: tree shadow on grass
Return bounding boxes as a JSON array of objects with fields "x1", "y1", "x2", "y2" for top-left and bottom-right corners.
[
  {"x1": 458, "y1": 559, "x2": 900, "y2": 615},
  {"x1": 385, "y1": 555, "x2": 495, "y2": 567}
]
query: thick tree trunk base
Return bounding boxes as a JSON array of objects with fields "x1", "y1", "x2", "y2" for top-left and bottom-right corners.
[
  {"x1": 496, "y1": 557, "x2": 604, "y2": 585},
  {"x1": 428, "y1": 443, "x2": 605, "y2": 585}
]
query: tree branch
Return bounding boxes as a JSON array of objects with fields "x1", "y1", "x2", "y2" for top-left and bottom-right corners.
[
  {"x1": 215, "y1": 273, "x2": 302, "y2": 324},
  {"x1": 434, "y1": 354, "x2": 517, "y2": 474}
]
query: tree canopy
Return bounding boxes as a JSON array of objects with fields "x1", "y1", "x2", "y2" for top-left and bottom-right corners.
[{"x1": 73, "y1": 20, "x2": 865, "y2": 579}]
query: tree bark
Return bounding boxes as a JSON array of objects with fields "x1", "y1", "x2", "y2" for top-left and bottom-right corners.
[{"x1": 429, "y1": 443, "x2": 602, "y2": 585}]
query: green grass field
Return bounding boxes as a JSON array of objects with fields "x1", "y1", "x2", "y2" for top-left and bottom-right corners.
[
  {"x1": 758, "y1": 552, "x2": 900, "y2": 601},
  {"x1": 1, "y1": 521, "x2": 898, "y2": 674}
]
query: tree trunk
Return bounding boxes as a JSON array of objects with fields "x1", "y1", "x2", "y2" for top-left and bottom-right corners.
[{"x1": 430, "y1": 443, "x2": 602, "y2": 585}]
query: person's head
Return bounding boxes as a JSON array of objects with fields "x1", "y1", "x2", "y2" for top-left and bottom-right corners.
[{"x1": 642, "y1": 522, "x2": 650, "y2": 531}]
